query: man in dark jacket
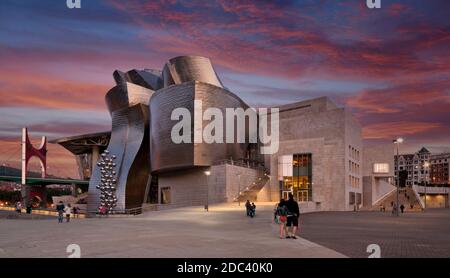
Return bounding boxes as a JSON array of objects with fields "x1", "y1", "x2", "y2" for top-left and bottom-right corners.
[
  {"x1": 285, "y1": 193, "x2": 300, "y2": 239},
  {"x1": 56, "y1": 201, "x2": 65, "y2": 223}
]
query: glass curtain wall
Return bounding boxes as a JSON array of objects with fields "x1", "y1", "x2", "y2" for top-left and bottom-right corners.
[{"x1": 278, "y1": 153, "x2": 312, "y2": 202}]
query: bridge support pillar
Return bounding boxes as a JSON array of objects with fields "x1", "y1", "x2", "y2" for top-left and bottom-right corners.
[{"x1": 41, "y1": 186, "x2": 47, "y2": 208}]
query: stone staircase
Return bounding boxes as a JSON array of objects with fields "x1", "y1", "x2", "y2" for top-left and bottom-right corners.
[
  {"x1": 371, "y1": 186, "x2": 423, "y2": 212},
  {"x1": 234, "y1": 172, "x2": 270, "y2": 202}
]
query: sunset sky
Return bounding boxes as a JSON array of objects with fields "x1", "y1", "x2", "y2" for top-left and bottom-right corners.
[{"x1": 0, "y1": 0, "x2": 449, "y2": 178}]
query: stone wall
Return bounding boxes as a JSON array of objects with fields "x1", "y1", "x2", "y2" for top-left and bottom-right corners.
[
  {"x1": 262, "y1": 97, "x2": 362, "y2": 212},
  {"x1": 344, "y1": 110, "x2": 363, "y2": 210},
  {"x1": 157, "y1": 168, "x2": 208, "y2": 210},
  {"x1": 362, "y1": 176, "x2": 395, "y2": 207},
  {"x1": 362, "y1": 144, "x2": 394, "y2": 177},
  {"x1": 210, "y1": 164, "x2": 262, "y2": 203},
  {"x1": 361, "y1": 144, "x2": 395, "y2": 208},
  {"x1": 157, "y1": 164, "x2": 264, "y2": 209}
]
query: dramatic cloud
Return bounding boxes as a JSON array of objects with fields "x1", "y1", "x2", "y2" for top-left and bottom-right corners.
[
  {"x1": 363, "y1": 121, "x2": 442, "y2": 140},
  {"x1": 346, "y1": 80, "x2": 450, "y2": 115},
  {"x1": 0, "y1": 0, "x2": 449, "y2": 176}
]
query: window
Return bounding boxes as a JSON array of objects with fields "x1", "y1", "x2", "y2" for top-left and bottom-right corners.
[
  {"x1": 160, "y1": 187, "x2": 171, "y2": 204},
  {"x1": 280, "y1": 153, "x2": 312, "y2": 202},
  {"x1": 293, "y1": 154, "x2": 312, "y2": 201},
  {"x1": 349, "y1": 192, "x2": 355, "y2": 205},
  {"x1": 373, "y1": 163, "x2": 389, "y2": 173}
]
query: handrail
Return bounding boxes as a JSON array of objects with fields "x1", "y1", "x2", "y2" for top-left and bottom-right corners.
[
  {"x1": 411, "y1": 185, "x2": 425, "y2": 209},
  {"x1": 213, "y1": 159, "x2": 266, "y2": 170},
  {"x1": 373, "y1": 187, "x2": 397, "y2": 206},
  {"x1": 234, "y1": 174, "x2": 270, "y2": 202},
  {"x1": 1, "y1": 205, "x2": 150, "y2": 216},
  {"x1": 79, "y1": 205, "x2": 145, "y2": 216}
]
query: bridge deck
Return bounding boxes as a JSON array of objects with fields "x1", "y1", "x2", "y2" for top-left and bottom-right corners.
[{"x1": 0, "y1": 176, "x2": 89, "y2": 186}]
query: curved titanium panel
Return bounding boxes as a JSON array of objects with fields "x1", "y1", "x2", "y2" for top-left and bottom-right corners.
[
  {"x1": 105, "y1": 82, "x2": 152, "y2": 112},
  {"x1": 113, "y1": 69, "x2": 163, "y2": 91},
  {"x1": 88, "y1": 83, "x2": 153, "y2": 212},
  {"x1": 162, "y1": 56, "x2": 224, "y2": 88},
  {"x1": 150, "y1": 81, "x2": 249, "y2": 173}
]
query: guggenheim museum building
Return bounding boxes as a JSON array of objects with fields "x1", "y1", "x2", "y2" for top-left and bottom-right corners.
[{"x1": 55, "y1": 55, "x2": 374, "y2": 214}]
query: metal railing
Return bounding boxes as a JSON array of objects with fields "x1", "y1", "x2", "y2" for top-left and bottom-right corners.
[
  {"x1": 80, "y1": 206, "x2": 144, "y2": 216},
  {"x1": 213, "y1": 159, "x2": 266, "y2": 170},
  {"x1": 413, "y1": 185, "x2": 449, "y2": 194},
  {"x1": 234, "y1": 174, "x2": 270, "y2": 202},
  {"x1": 372, "y1": 187, "x2": 397, "y2": 207}
]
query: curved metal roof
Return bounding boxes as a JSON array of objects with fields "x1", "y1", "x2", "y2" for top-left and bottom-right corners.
[{"x1": 50, "y1": 131, "x2": 111, "y2": 155}]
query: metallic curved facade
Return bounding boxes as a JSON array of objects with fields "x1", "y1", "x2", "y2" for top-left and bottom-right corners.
[
  {"x1": 162, "y1": 56, "x2": 224, "y2": 88},
  {"x1": 150, "y1": 80, "x2": 249, "y2": 173},
  {"x1": 88, "y1": 82, "x2": 153, "y2": 211},
  {"x1": 114, "y1": 69, "x2": 163, "y2": 91},
  {"x1": 87, "y1": 56, "x2": 253, "y2": 212}
]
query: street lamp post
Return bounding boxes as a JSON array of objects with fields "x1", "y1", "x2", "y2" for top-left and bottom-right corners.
[
  {"x1": 204, "y1": 170, "x2": 211, "y2": 212},
  {"x1": 237, "y1": 173, "x2": 241, "y2": 206},
  {"x1": 423, "y1": 161, "x2": 430, "y2": 210},
  {"x1": 393, "y1": 137, "x2": 404, "y2": 217}
]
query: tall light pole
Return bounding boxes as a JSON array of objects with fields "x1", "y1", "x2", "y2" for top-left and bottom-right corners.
[
  {"x1": 393, "y1": 137, "x2": 404, "y2": 217},
  {"x1": 423, "y1": 161, "x2": 430, "y2": 210},
  {"x1": 204, "y1": 170, "x2": 211, "y2": 212},
  {"x1": 237, "y1": 173, "x2": 241, "y2": 206}
]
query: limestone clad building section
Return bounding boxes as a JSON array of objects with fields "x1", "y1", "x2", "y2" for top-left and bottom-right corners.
[{"x1": 266, "y1": 97, "x2": 363, "y2": 212}]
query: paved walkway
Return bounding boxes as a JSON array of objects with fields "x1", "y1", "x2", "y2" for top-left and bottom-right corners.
[
  {"x1": 0, "y1": 203, "x2": 345, "y2": 258},
  {"x1": 299, "y1": 209, "x2": 450, "y2": 258}
]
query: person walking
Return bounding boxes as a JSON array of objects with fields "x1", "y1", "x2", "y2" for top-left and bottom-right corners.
[
  {"x1": 274, "y1": 199, "x2": 288, "y2": 239},
  {"x1": 99, "y1": 206, "x2": 107, "y2": 216},
  {"x1": 400, "y1": 204, "x2": 405, "y2": 213},
  {"x1": 64, "y1": 204, "x2": 72, "y2": 222},
  {"x1": 250, "y1": 202, "x2": 256, "y2": 218},
  {"x1": 15, "y1": 201, "x2": 22, "y2": 213},
  {"x1": 26, "y1": 203, "x2": 32, "y2": 214},
  {"x1": 392, "y1": 203, "x2": 397, "y2": 215},
  {"x1": 73, "y1": 206, "x2": 79, "y2": 218},
  {"x1": 56, "y1": 201, "x2": 65, "y2": 223},
  {"x1": 245, "y1": 200, "x2": 251, "y2": 216},
  {"x1": 285, "y1": 193, "x2": 300, "y2": 239}
]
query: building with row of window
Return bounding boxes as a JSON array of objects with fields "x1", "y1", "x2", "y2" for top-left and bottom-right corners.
[
  {"x1": 395, "y1": 147, "x2": 450, "y2": 186},
  {"x1": 430, "y1": 153, "x2": 450, "y2": 185}
]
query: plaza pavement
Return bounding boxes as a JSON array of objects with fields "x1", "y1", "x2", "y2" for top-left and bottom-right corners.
[
  {"x1": 0, "y1": 203, "x2": 345, "y2": 258},
  {"x1": 2, "y1": 204, "x2": 448, "y2": 258},
  {"x1": 299, "y1": 209, "x2": 450, "y2": 258}
]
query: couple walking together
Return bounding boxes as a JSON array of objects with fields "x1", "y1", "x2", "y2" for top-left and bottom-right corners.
[{"x1": 275, "y1": 193, "x2": 300, "y2": 239}]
